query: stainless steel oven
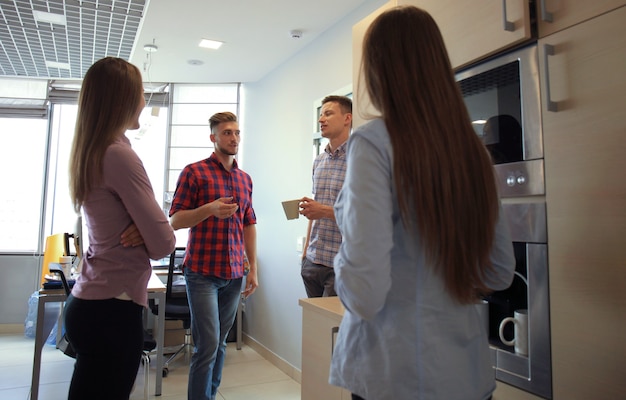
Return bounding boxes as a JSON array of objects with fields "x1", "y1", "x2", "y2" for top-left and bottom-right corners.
[
  {"x1": 457, "y1": 44, "x2": 553, "y2": 399},
  {"x1": 490, "y1": 202, "x2": 552, "y2": 399},
  {"x1": 456, "y1": 44, "x2": 543, "y2": 198}
]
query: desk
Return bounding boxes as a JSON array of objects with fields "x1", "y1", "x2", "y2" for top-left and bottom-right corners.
[{"x1": 30, "y1": 272, "x2": 166, "y2": 399}]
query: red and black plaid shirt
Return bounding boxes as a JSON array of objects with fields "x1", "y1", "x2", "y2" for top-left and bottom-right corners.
[{"x1": 169, "y1": 153, "x2": 256, "y2": 279}]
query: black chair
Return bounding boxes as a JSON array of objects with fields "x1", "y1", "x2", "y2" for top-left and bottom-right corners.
[{"x1": 150, "y1": 247, "x2": 191, "y2": 377}]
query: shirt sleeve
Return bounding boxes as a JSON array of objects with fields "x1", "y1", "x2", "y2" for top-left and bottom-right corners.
[
  {"x1": 104, "y1": 140, "x2": 175, "y2": 260},
  {"x1": 243, "y1": 176, "x2": 257, "y2": 226},
  {"x1": 169, "y1": 166, "x2": 198, "y2": 216},
  {"x1": 333, "y1": 130, "x2": 394, "y2": 320},
  {"x1": 483, "y1": 203, "x2": 516, "y2": 290}
]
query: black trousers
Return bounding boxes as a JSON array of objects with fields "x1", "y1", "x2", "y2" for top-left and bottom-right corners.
[
  {"x1": 64, "y1": 295, "x2": 144, "y2": 400},
  {"x1": 301, "y1": 258, "x2": 337, "y2": 297}
]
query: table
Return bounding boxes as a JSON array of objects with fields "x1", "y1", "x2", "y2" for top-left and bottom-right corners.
[{"x1": 30, "y1": 272, "x2": 166, "y2": 399}]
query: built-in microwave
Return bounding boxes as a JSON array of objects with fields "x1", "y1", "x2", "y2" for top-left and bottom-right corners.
[{"x1": 456, "y1": 44, "x2": 543, "y2": 198}]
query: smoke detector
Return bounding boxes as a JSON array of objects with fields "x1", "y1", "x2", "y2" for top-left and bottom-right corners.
[{"x1": 289, "y1": 30, "x2": 302, "y2": 39}]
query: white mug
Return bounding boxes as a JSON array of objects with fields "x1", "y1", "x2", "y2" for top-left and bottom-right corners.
[{"x1": 498, "y1": 309, "x2": 528, "y2": 356}]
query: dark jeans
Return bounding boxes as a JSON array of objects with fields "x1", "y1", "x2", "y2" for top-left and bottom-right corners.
[
  {"x1": 301, "y1": 257, "x2": 336, "y2": 297},
  {"x1": 64, "y1": 295, "x2": 144, "y2": 400}
]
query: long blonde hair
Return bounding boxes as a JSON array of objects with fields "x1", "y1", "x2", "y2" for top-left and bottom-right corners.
[
  {"x1": 69, "y1": 57, "x2": 144, "y2": 212},
  {"x1": 361, "y1": 6, "x2": 499, "y2": 303}
]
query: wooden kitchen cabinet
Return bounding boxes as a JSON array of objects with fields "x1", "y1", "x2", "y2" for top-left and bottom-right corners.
[
  {"x1": 398, "y1": 0, "x2": 532, "y2": 69},
  {"x1": 536, "y1": 0, "x2": 625, "y2": 38},
  {"x1": 351, "y1": 1, "x2": 396, "y2": 128},
  {"x1": 299, "y1": 297, "x2": 350, "y2": 400},
  {"x1": 351, "y1": 0, "x2": 532, "y2": 127},
  {"x1": 539, "y1": 6, "x2": 626, "y2": 399}
]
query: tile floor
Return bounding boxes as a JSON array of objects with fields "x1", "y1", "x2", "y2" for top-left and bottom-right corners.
[{"x1": 0, "y1": 333, "x2": 301, "y2": 400}]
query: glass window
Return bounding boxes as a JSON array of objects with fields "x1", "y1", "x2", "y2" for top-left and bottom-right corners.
[
  {"x1": 0, "y1": 117, "x2": 47, "y2": 252},
  {"x1": 171, "y1": 103, "x2": 238, "y2": 125},
  {"x1": 44, "y1": 104, "x2": 170, "y2": 251},
  {"x1": 173, "y1": 84, "x2": 239, "y2": 103},
  {"x1": 167, "y1": 83, "x2": 240, "y2": 247},
  {"x1": 170, "y1": 125, "x2": 212, "y2": 147},
  {"x1": 0, "y1": 80, "x2": 240, "y2": 253}
]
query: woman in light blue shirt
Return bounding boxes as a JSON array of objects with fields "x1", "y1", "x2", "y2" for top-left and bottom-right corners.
[{"x1": 329, "y1": 6, "x2": 516, "y2": 400}]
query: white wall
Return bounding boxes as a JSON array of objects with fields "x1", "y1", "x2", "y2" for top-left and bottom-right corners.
[{"x1": 239, "y1": 0, "x2": 387, "y2": 370}]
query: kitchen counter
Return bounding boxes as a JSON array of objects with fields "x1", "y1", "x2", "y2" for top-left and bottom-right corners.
[
  {"x1": 299, "y1": 296, "x2": 349, "y2": 400},
  {"x1": 298, "y1": 296, "x2": 345, "y2": 319}
]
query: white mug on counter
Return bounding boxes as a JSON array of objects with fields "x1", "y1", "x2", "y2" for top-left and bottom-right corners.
[{"x1": 499, "y1": 309, "x2": 528, "y2": 356}]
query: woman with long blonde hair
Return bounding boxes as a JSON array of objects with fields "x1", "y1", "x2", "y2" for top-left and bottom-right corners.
[
  {"x1": 65, "y1": 57, "x2": 175, "y2": 399},
  {"x1": 329, "y1": 6, "x2": 515, "y2": 400}
]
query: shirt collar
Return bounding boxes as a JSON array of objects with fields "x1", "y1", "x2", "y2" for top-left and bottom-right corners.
[
  {"x1": 208, "y1": 152, "x2": 239, "y2": 171},
  {"x1": 324, "y1": 140, "x2": 347, "y2": 158}
]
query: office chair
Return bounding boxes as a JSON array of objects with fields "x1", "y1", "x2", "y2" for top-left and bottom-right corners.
[
  {"x1": 138, "y1": 330, "x2": 156, "y2": 399},
  {"x1": 41, "y1": 233, "x2": 75, "y2": 286},
  {"x1": 150, "y1": 247, "x2": 192, "y2": 377}
]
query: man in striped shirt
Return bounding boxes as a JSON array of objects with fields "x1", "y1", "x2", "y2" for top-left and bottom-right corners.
[
  {"x1": 169, "y1": 111, "x2": 258, "y2": 400},
  {"x1": 300, "y1": 95, "x2": 352, "y2": 297}
]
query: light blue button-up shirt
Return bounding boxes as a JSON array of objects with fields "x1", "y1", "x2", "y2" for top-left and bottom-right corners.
[{"x1": 329, "y1": 119, "x2": 515, "y2": 400}]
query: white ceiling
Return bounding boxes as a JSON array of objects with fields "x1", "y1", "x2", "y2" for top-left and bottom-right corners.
[
  {"x1": 0, "y1": 0, "x2": 374, "y2": 84},
  {"x1": 132, "y1": 0, "x2": 375, "y2": 83}
]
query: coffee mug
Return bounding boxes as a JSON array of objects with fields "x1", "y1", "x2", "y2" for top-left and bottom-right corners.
[
  {"x1": 498, "y1": 309, "x2": 528, "y2": 356},
  {"x1": 281, "y1": 199, "x2": 301, "y2": 220}
]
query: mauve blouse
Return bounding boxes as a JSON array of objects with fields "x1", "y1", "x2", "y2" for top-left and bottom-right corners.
[{"x1": 71, "y1": 135, "x2": 175, "y2": 307}]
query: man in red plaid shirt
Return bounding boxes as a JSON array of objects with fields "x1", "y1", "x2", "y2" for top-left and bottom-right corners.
[{"x1": 169, "y1": 111, "x2": 258, "y2": 400}]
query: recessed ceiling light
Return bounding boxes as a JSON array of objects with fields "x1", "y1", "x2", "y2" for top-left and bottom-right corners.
[
  {"x1": 199, "y1": 39, "x2": 223, "y2": 50},
  {"x1": 32, "y1": 10, "x2": 67, "y2": 26},
  {"x1": 46, "y1": 60, "x2": 71, "y2": 70}
]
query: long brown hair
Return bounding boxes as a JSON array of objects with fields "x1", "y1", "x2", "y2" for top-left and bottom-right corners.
[
  {"x1": 69, "y1": 57, "x2": 144, "y2": 212},
  {"x1": 361, "y1": 6, "x2": 499, "y2": 304}
]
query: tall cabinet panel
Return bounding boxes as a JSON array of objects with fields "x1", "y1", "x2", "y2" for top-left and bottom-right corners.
[
  {"x1": 540, "y1": 6, "x2": 626, "y2": 399},
  {"x1": 351, "y1": 1, "x2": 396, "y2": 128},
  {"x1": 536, "y1": 0, "x2": 625, "y2": 37},
  {"x1": 398, "y1": 0, "x2": 532, "y2": 69}
]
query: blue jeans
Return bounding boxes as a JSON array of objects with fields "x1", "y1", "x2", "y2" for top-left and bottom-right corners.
[{"x1": 185, "y1": 270, "x2": 242, "y2": 400}]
